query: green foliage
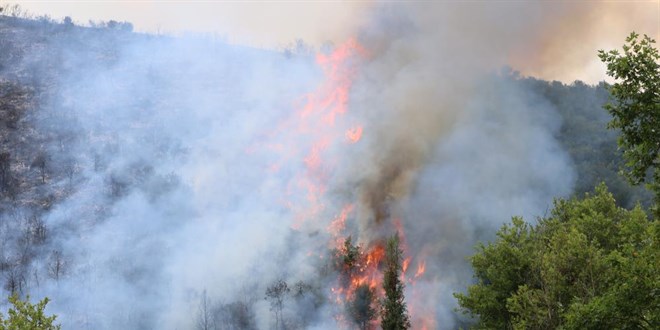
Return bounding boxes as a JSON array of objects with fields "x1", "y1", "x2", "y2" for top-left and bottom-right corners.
[
  {"x1": 455, "y1": 184, "x2": 659, "y2": 329},
  {"x1": 381, "y1": 234, "x2": 411, "y2": 330},
  {"x1": 599, "y1": 32, "x2": 660, "y2": 215},
  {"x1": 0, "y1": 294, "x2": 60, "y2": 330}
]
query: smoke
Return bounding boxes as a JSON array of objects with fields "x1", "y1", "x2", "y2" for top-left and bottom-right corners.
[
  {"x1": 507, "y1": 1, "x2": 659, "y2": 83},
  {"x1": 18, "y1": 0, "x2": 656, "y2": 81},
  {"x1": 1, "y1": 1, "x2": 655, "y2": 329},
  {"x1": 326, "y1": 1, "x2": 652, "y2": 325},
  {"x1": 18, "y1": 32, "x2": 329, "y2": 328},
  {"x1": 330, "y1": 3, "x2": 578, "y2": 325}
]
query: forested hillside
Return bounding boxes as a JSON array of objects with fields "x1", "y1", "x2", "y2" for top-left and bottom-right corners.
[
  {"x1": 0, "y1": 14, "x2": 324, "y2": 329},
  {"x1": 0, "y1": 12, "x2": 653, "y2": 329},
  {"x1": 0, "y1": 15, "x2": 141, "y2": 296},
  {"x1": 456, "y1": 32, "x2": 659, "y2": 330},
  {"x1": 517, "y1": 77, "x2": 653, "y2": 209}
]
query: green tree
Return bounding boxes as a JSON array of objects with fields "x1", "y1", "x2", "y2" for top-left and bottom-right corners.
[
  {"x1": 380, "y1": 234, "x2": 411, "y2": 330},
  {"x1": 455, "y1": 184, "x2": 659, "y2": 329},
  {"x1": 598, "y1": 32, "x2": 660, "y2": 215},
  {"x1": 0, "y1": 294, "x2": 60, "y2": 330}
]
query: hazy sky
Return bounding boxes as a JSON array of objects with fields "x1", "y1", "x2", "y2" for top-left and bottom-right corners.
[
  {"x1": 15, "y1": 1, "x2": 373, "y2": 48},
  {"x1": 10, "y1": 1, "x2": 660, "y2": 83}
]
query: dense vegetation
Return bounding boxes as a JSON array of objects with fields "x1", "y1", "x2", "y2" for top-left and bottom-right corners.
[
  {"x1": 511, "y1": 77, "x2": 653, "y2": 210},
  {"x1": 599, "y1": 32, "x2": 660, "y2": 216},
  {"x1": 0, "y1": 294, "x2": 60, "y2": 329},
  {"x1": 455, "y1": 185, "x2": 658, "y2": 329},
  {"x1": 456, "y1": 33, "x2": 659, "y2": 329}
]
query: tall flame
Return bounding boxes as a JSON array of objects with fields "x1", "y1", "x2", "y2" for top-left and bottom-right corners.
[{"x1": 279, "y1": 38, "x2": 435, "y2": 328}]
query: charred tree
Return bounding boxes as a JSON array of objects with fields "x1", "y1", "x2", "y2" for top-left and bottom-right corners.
[
  {"x1": 196, "y1": 290, "x2": 213, "y2": 330},
  {"x1": 265, "y1": 279, "x2": 289, "y2": 330},
  {"x1": 0, "y1": 152, "x2": 10, "y2": 192}
]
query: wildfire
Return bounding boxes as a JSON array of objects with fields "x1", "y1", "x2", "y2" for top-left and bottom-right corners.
[
  {"x1": 345, "y1": 126, "x2": 363, "y2": 143},
  {"x1": 364, "y1": 245, "x2": 385, "y2": 268},
  {"x1": 415, "y1": 260, "x2": 426, "y2": 279},
  {"x1": 327, "y1": 204, "x2": 354, "y2": 246},
  {"x1": 284, "y1": 38, "x2": 365, "y2": 230},
  {"x1": 331, "y1": 237, "x2": 386, "y2": 326},
  {"x1": 282, "y1": 38, "x2": 435, "y2": 328}
]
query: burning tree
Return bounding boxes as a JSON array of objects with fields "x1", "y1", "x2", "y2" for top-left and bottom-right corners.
[
  {"x1": 333, "y1": 237, "x2": 361, "y2": 285},
  {"x1": 331, "y1": 237, "x2": 379, "y2": 329},
  {"x1": 380, "y1": 234, "x2": 411, "y2": 330}
]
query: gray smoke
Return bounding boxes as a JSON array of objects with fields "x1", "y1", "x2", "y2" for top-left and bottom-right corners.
[
  {"x1": 21, "y1": 33, "x2": 334, "y2": 328},
  {"x1": 6, "y1": 1, "x2": 655, "y2": 329},
  {"x1": 332, "y1": 3, "x2": 579, "y2": 326}
]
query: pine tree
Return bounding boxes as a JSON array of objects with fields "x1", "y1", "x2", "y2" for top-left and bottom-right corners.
[{"x1": 380, "y1": 234, "x2": 411, "y2": 330}]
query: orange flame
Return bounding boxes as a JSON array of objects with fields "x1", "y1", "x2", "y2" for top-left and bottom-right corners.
[
  {"x1": 345, "y1": 126, "x2": 363, "y2": 143},
  {"x1": 283, "y1": 38, "x2": 436, "y2": 327},
  {"x1": 415, "y1": 260, "x2": 426, "y2": 279},
  {"x1": 284, "y1": 39, "x2": 365, "y2": 230},
  {"x1": 364, "y1": 245, "x2": 385, "y2": 268},
  {"x1": 332, "y1": 242, "x2": 387, "y2": 315},
  {"x1": 327, "y1": 204, "x2": 353, "y2": 240},
  {"x1": 402, "y1": 257, "x2": 411, "y2": 274}
]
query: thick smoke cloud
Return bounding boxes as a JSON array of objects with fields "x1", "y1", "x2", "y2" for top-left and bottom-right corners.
[
  {"x1": 334, "y1": 3, "x2": 578, "y2": 326},
  {"x1": 3, "y1": 1, "x2": 654, "y2": 329},
  {"x1": 23, "y1": 34, "x2": 331, "y2": 328}
]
